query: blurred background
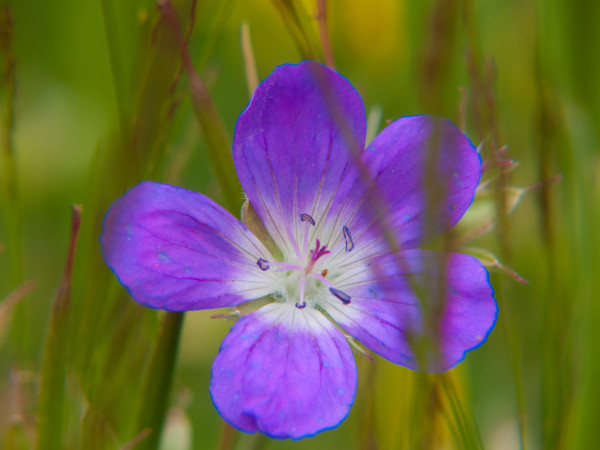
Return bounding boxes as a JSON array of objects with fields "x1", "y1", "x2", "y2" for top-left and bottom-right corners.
[{"x1": 0, "y1": 0, "x2": 598, "y2": 449}]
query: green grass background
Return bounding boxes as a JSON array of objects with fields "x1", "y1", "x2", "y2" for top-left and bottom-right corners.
[{"x1": 1, "y1": 0, "x2": 598, "y2": 449}]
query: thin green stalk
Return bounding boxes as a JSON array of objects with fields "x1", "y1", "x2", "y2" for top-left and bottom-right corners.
[
  {"x1": 1, "y1": 3, "x2": 31, "y2": 362},
  {"x1": 196, "y1": 0, "x2": 237, "y2": 71},
  {"x1": 100, "y1": 0, "x2": 129, "y2": 137},
  {"x1": 535, "y1": 1, "x2": 576, "y2": 448},
  {"x1": 217, "y1": 423, "x2": 237, "y2": 450},
  {"x1": 159, "y1": 0, "x2": 242, "y2": 212},
  {"x1": 0, "y1": 4, "x2": 21, "y2": 286},
  {"x1": 36, "y1": 205, "x2": 83, "y2": 449},
  {"x1": 462, "y1": 1, "x2": 527, "y2": 447},
  {"x1": 441, "y1": 375, "x2": 484, "y2": 450},
  {"x1": 236, "y1": 433, "x2": 268, "y2": 450},
  {"x1": 442, "y1": 384, "x2": 472, "y2": 449},
  {"x1": 315, "y1": 0, "x2": 336, "y2": 68},
  {"x1": 365, "y1": 104, "x2": 383, "y2": 145},
  {"x1": 499, "y1": 282, "x2": 527, "y2": 450},
  {"x1": 270, "y1": 0, "x2": 322, "y2": 61},
  {"x1": 0, "y1": 280, "x2": 37, "y2": 330},
  {"x1": 136, "y1": 311, "x2": 185, "y2": 450},
  {"x1": 571, "y1": 148, "x2": 600, "y2": 449},
  {"x1": 240, "y1": 22, "x2": 258, "y2": 96},
  {"x1": 358, "y1": 360, "x2": 377, "y2": 450}
]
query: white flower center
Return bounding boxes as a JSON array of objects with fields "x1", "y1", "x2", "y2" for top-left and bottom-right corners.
[{"x1": 256, "y1": 213, "x2": 353, "y2": 310}]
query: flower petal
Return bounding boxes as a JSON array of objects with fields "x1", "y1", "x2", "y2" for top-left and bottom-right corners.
[
  {"x1": 326, "y1": 249, "x2": 497, "y2": 372},
  {"x1": 210, "y1": 303, "x2": 357, "y2": 439},
  {"x1": 101, "y1": 181, "x2": 277, "y2": 311},
  {"x1": 233, "y1": 61, "x2": 366, "y2": 259},
  {"x1": 334, "y1": 116, "x2": 481, "y2": 257}
]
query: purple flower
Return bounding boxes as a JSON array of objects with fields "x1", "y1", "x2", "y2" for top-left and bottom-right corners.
[{"x1": 101, "y1": 61, "x2": 497, "y2": 439}]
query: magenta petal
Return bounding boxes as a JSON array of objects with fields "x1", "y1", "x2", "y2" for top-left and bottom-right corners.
[
  {"x1": 345, "y1": 115, "x2": 481, "y2": 251},
  {"x1": 100, "y1": 181, "x2": 275, "y2": 311},
  {"x1": 233, "y1": 61, "x2": 366, "y2": 257},
  {"x1": 210, "y1": 303, "x2": 357, "y2": 439},
  {"x1": 327, "y1": 249, "x2": 497, "y2": 372}
]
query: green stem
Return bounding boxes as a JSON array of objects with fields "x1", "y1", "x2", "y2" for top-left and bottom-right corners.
[
  {"x1": 158, "y1": 0, "x2": 242, "y2": 213},
  {"x1": 0, "y1": 3, "x2": 22, "y2": 286},
  {"x1": 269, "y1": 0, "x2": 322, "y2": 61},
  {"x1": 316, "y1": 0, "x2": 336, "y2": 69},
  {"x1": 217, "y1": 422, "x2": 237, "y2": 450},
  {"x1": 36, "y1": 205, "x2": 83, "y2": 449},
  {"x1": 196, "y1": 0, "x2": 237, "y2": 71},
  {"x1": 1, "y1": 4, "x2": 30, "y2": 362},
  {"x1": 136, "y1": 311, "x2": 185, "y2": 450},
  {"x1": 99, "y1": 0, "x2": 129, "y2": 138},
  {"x1": 240, "y1": 22, "x2": 258, "y2": 96},
  {"x1": 462, "y1": 0, "x2": 527, "y2": 447}
]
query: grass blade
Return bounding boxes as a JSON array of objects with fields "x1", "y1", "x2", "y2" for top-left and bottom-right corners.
[
  {"x1": 270, "y1": 0, "x2": 322, "y2": 61},
  {"x1": 135, "y1": 312, "x2": 185, "y2": 450},
  {"x1": 36, "y1": 205, "x2": 82, "y2": 449},
  {"x1": 159, "y1": 0, "x2": 242, "y2": 213}
]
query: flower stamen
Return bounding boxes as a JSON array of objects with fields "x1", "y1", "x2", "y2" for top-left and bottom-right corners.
[
  {"x1": 300, "y1": 213, "x2": 315, "y2": 262},
  {"x1": 329, "y1": 287, "x2": 351, "y2": 305},
  {"x1": 257, "y1": 258, "x2": 270, "y2": 271},
  {"x1": 270, "y1": 261, "x2": 303, "y2": 272},
  {"x1": 343, "y1": 225, "x2": 354, "y2": 252},
  {"x1": 317, "y1": 226, "x2": 356, "y2": 266},
  {"x1": 295, "y1": 276, "x2": 307, "y2": 309},
  {"x1": 300, "y1": 213, "x2": 315, "y2": 226},
  {"x1": 309, "y1": 272, "x2": 332, "y2": 287}
]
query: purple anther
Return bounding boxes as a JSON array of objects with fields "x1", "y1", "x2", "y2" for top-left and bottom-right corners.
[
  {"x1": 300, "y1": 213, "x2": 315, "y2": 226},
  {"x1": 295, "y1": 301, "x2": 307, "y2": 309},
  {"x1": 330, "y1": 287, "x2": 351, "y2": 305},
  {"x1": 257, "y1": 258, "x2": 270, "y2": 271},
  {"x1": 343, "y1": 225, "x2": 354, "y2": 252}
]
